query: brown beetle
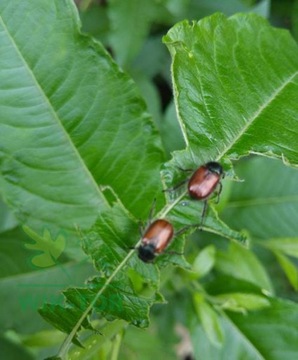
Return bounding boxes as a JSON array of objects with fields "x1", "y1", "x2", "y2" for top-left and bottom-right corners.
[
  {"x1": 188, "y1": 161, "x2": 223, "y2": 225},
  {"x1": 165, "y1": 162, "x2": 224, "y2": 227},
  {"x1": 188, "y1": 162, "x2": 223, "y2": 200},
  {"x1": 138, "y1": 219, "x2": 174, "y2": 263}
]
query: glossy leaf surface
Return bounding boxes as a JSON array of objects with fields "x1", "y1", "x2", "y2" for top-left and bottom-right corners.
[{"x1": 163, "y1": 13, "x2": 298, "y2": 167}]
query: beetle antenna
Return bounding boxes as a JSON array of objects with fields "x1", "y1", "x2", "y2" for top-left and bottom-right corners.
[
  {"x1": 199, "y1": 201, "x2": 208, "y2": 230},
  {"x1": 177, "y1": 166, "x2": 194, "y2": 173},
  {"x1": 147, "y1": 198, "x2": 157, "y2": 224},
  {"x1": 215, "y1": 182, "x2": 223, "y2": 204},
  {"x1": 175, "y1": 223, "x2": 200, "y2": 237}
]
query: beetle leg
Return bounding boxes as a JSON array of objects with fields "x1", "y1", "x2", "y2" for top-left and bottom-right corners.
[
  {"x1": 163, "y1": 178, "x2": 188, "y2": 193},
  {"x1": 177, "y1": 166, "x2": 194, "y2": 173},
  {"x1": 175, "y1": 224, "x2": 199, "y2": 237},
  {"x1": 200, "y1": 200, "x2": 208, "y2": 230},
  {"x1": 164, "y1": 250, "x2": 184, "y2": 256}
]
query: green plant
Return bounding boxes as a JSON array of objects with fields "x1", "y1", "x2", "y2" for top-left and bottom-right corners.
[{"x1": 1, "y1": 1, "x2": 298, "y2": 359}]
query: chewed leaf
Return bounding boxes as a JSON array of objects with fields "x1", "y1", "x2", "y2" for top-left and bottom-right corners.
[
  {"x1": 39, "y1": 273, "x2": 156, "y2": 339},
  {"x1": 163, "y1": 13, "x2": 298, "y2": 166},
  {"x1": 24, "y1": 226, "x2": 65, "y2": 268}
]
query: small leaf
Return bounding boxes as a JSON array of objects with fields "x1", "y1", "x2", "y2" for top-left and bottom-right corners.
[
  {"x1": 193, "y1": 293, "x2": 224, "y2": 347},
  {"x1": 261, "y1": 237, "x2": 298, "y2": 258},
  {"x1": 215, "y1": 242, "x2": 273, "y2": 293},
  {"x1": 216, "y1": 293, "x2": 271, "y2": 312},
  {"x1": 274, "y1": 251, "x2": 298, "y2": 291},
  {"x1": 24, "y1": 226, "x2": 65, "y2": 268},
  {"x1": 192, "y1": 245, "x2": 216, "y2": 278}
]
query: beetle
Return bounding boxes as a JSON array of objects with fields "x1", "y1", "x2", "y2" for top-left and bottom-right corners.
[
  {"x1": 188, "y1": 161, "x2": 224, "y2": 226},
  {"x1": 138, "y1": 219, "x2": 174, "y2": 263},
  {"x1": 165, "y1": 161, "x2": 224, "y2": 227},
  {"x1": 188, "y1": 161, "x2": 223, "y2": 200}
]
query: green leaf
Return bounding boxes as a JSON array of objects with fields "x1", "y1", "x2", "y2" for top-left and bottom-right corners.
[
  {"x1": 293, "y1": 0, "x2": 298, "y2": 41},
  {"x1": 260, "y1": 237, "x2": 298, "y2": 258},
  {"x1": 67, "y1": 320, "x2": 127, "y2": 360},
  {"x1": 0, "y1": 227, "x2": 35, "y2": 278},
  {"x1": 107, "y1": 0, "x2": 153, "y2": 66},
  {"x1": 0, "y1": 259, "x2": 95, "y2": 334},
  {"x1": 132, "y1": 35, "x2": 170, "y2": 79},
  {"x1": 227, "y1": 298, "x2": 298, "y2": 359},
  {"x1": 0, "y1": 197, "x2": 18, "y2": 233},
  {"x1": 39, "y1": 274, "x2": 156, "y2": 337},
  {"x1": 215, "y1": 241, "x2": 273, "y2": 293},
  {"x1": 79, "y1": 3, "x2": 110, "y2": 42},
  {"x1": 21, "y1": 328, "x2": 64, "y2": 348},
  {"x1": 274, "y1": 251, "x2": 298, "y2": 291},
  {"x1": 205, "y1": 274, "x2": 266, "y2": 296},
  {"x1": 161, "y1": 101, "x2": 185, "y2": 157},
  {"x1": 167, "y1": 199, "x2": 246, "y2": 243},
  {"x1": 187, "y1": 0, "x2": 270, "y2": 18},
  {"x1": 0, "y1": 336, "x2": 34, "y2": 360},
  {"x1": 193, "y1": 293, "x2": 224, "y2": 347},
  {"x1": 24, "y1": 226, "x2": 66, "y2": 268},
  {"x1": 191, "y1": 298, "x2": 298, "y2": 360},
  {"x1": 82, "y1": 202, "x2": 161, "y2": 284},
  {"x1": 192, "y1": 245, "x2": 216, "y2": 278},
  {"x1": 163, "y1": 13, "x2": 298, "y2": 165},
  {"x1": 117, "y1": 323, "x2": 176, "y2": 360},
  {"x1": 222, "y1": 157, "x2": 298, "y2": 240},
  {"x1": 216, "y1": 292, "x2": 271, "y2": 312},
  {"x1": 0, "y1": 0, "x2": 165, "y2": 254}
]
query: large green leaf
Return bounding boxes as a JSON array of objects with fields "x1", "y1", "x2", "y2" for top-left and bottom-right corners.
[
  {"x1": 222, "y1": 157, "x2": 298, "y2": 239},
  {"x1": 0, "y1": 257, "x2": 95, "y2": 334},
  {"x1": 0, "y1": 0, "x2": 165, "y2": 254},
  {"x1": 0, "y1": 0, "x2": 165, "y2": 352},
  {"x1": 0, "y1": 337, "x2": 34, "y2": 360},
  {"x1": 163, "y1": 13, "x2": 298, "y2": 167},
  {"x1": 191, "y1": 298, "x2": 298, "y2": 360},
  {"x1": 0, "y1": 197, "x2": 18, "y2": 233}
]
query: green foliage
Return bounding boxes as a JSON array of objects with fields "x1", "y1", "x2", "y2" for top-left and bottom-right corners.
[
  {"x1": 24, "y1": 227, "x2": 66, "y2": 268},
  {"x1": 163, "y1": 13, "x2": 298, "y2": 166},
  {"x1": 1, "y1": 0, "x2": 298, "y2": 359}
]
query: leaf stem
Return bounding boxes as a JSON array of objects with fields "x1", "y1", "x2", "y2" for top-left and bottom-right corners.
[
  {"x1": 57, "y1": 248, "x2": 135, "y2": 359},
  {"x1": 57, "y1": 190, "x2": 185, "y2": 358}
]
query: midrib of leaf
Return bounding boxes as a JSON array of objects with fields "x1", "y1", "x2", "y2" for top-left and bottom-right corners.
[
  {"x1": 57, "y1": 248, "x2": 135, "y2": 358},
  {"x1": 0, "y1": 13, "x2": 108, "y2": 208},
  {"x1": 57, "y1": 184, "x2": 232, "y2": 356},
  {"x1": 216, "y1": 70, "x2": 298, "y2": 161},
  {"x1": 226, "y1": 195, "x2": 298, "y2": 208},
  {"x1": 56, "y1": 190, "x2": 191, "y2": 356}
]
